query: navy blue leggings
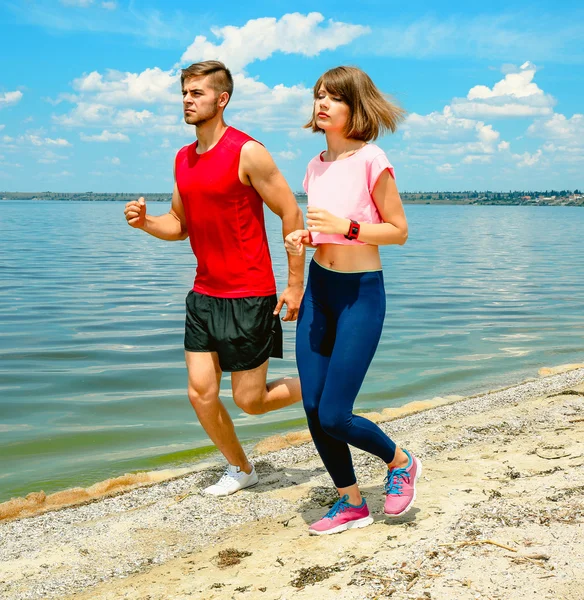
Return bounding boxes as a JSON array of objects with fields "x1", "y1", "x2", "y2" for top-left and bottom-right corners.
[{"x1": 296, "y1": 259, "x2": 397, "y2": 488}]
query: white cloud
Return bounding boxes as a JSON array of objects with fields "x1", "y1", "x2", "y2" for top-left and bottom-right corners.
[
  {"x1": 49, "y1": 13, "x2": 367, "y2": 138},
  {"x1": 542, "y1": 142, "x2": 583, "y2": 155},
  {"x1": 229, "y1": 75, "x2": 312, "y2": 131},
  {"x1": 54, "y1": 102, "x2": 112, "y2": 126},
  {"x1": 113, "y1": 109, "x2": 154, "y2": 126},
  {"x1": 54, "y1": 101, "x2": 190, "y2": 136},
  {"x1": 462, "y1": 155, "x2": 493, "y2": 164},
  {"x1": 73, "y1": 68, "x2": 179, "y2": 105},
  {"x1": 468, "y1": 62, "x2": 543, "y2": 99},
  {"x1": 80, "y1": 130, "x2": 130, "y2": 142},
  {"x1": 0, "y1": 124, "x2": 4, "y2": 131},
  {"x1": 43, "y1": 137, "x2": 71, "y2": 147},
  {"x1": 0, "y1": 132, "x2": 71, "y2": 149},
  {"x1": 512, "y1": 149, "x2": 543, "y2": 167},
  {"x1": 59, "y1": 15, "x2": 355, "y2": 133},
  {"x1": 402, "y1": 107, "x2": 504, "y2": 159},
  {"x1": 394, "y1": 63, "x2": 576, "y2": 176},
  {"x1": 276, "y1": 149, "x2": 301, "y2": 160},
  {"x1": 528, "y1": 113, "x2": 584, "y2": 166},
  {"x1": 107, "y1": 156, "x2": 121, "y2": 165},
  {"x1": 181, "y1": 12, "x2": 369, "y2": 72},
  {"x1": 0, "y1": 91, "x2": 23, "y2": 107},
  {"x1": 38, "y1": 151, "x2": 69, "y2": 164},
  {"x1": 477, "y1": 124, "x2": 499, "y2": 145},
  {"x1": 46, "y1": 93, "x2": 80, "y2": 106},
  {"x1": 527, "y1": 113, "x2": 584, "y2": 142},
  {"x1": 450, "y1": 62, "x2": 555, "y2": 118},
  {"x1": 55, "y1": 103, "x2": 151, "y2": 127},
  {"x1": 404, "y1": 108, "x2": 482, "y2": 141},
  {"x1": 288, "y1": 128, "x2": 312, "y2": 139},
  {"x1": 101, "y1": 1, "x2": 116, "y2": 9},
  {"x1": 24, "y1": 134, "x2": 71, "y2": 147}
]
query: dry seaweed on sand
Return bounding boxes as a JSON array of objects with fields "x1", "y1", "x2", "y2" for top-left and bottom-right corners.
[
  {"x1": 213, "y1": 548, "x2": 252, "y2": 568},
  {"x1": 290, "y1": 564, "x2": 343, "y2": 588}
]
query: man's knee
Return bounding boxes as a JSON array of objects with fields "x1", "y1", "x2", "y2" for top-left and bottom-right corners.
[
  {"x1": 233, "y1": 387, "x2": 267, "y2": 415},
  {"x1": 187, "y1": 385, "x2": 219, "y2": 410}
]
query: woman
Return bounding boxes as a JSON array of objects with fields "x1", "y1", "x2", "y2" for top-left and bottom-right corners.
[{"x1": 285, "y1": 66, "x2": 421, "y2": 535}]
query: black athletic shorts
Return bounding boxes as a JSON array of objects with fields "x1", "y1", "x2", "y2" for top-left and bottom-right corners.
[{"x1": 184, "y1": 291, "x2": 283, "y2": 372}]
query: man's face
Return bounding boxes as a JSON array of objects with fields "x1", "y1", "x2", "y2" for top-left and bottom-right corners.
[{"x1": 182, "y1": 76, "x2": 221, "y2": 126}]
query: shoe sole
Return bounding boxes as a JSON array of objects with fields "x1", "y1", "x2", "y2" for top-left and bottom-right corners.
[
  {"x1": 384, "y1": 457, "x2": 422, "y2": 518},
  {"x1": 308, "y1": 516, "x2": 374, "y2": 536}
]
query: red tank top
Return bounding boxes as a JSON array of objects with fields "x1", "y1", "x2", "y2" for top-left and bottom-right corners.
[{"x1": 175, "y1": 127, "x2": 276, "y2": 298}]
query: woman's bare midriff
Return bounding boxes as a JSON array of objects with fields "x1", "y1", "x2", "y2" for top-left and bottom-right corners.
[{"x1": 313, "y1": 243, "x2": 382, "y2": 272}]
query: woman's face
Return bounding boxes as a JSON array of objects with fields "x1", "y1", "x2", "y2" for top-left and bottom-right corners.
[{"x1": 314, "y1": 86, "x2": 350, "y2": 134}]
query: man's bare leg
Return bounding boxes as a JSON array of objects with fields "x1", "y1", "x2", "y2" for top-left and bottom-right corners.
[
  {"x1": 231, "y1": 359, "x2": 302, "y2": 416},
  {"x1": 185, "y1": 350, "x2": 251, "y2": 471}
]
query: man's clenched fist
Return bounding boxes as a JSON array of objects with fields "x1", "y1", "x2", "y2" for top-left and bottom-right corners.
[{"x1": 124, "y1": 197, "x2": 146, "y2": 229}]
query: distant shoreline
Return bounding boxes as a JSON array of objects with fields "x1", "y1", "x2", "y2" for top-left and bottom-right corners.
[{"x1": 2, "y1": 191, "x2": 583, "y2": 207}]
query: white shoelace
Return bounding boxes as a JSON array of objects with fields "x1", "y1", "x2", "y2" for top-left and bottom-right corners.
[{"x1": 215, "y1": 468, "x2": 242, "y2": 488}]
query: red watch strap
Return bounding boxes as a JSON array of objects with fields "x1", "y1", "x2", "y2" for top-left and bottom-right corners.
[{"x1": 344, "y1": 219, "x2": 360, "y2": 240}]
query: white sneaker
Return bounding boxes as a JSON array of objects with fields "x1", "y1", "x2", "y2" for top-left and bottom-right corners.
[{"x1": 203, "y1": 464, "x2": 259, "y2": 496}]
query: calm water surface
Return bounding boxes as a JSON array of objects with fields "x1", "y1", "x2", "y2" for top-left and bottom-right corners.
[{"x1": 0, "y1": 201, "x2": 582, "y2": 501}]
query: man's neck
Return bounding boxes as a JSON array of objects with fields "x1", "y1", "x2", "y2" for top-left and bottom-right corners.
[{"x1": 196, "y1": 118, "x2": 229, "y2": 154}]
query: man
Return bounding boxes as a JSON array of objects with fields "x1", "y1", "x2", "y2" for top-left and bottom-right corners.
[{"x1": 124, "y1": 60, "x2": 304, "y2": 496}]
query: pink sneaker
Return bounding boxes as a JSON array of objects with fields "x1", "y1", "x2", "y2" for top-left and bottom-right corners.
[
  {"x1": 309, "y1": 495, "x2": 374, "y2": 536},
  {"x1": 383, "y1": 449, "x2": 422, "y2": 517}
]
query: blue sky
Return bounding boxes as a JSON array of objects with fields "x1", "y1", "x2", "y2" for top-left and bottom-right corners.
[{"x1": 0, "y1": 1, "x2": 582, "y2": 193}]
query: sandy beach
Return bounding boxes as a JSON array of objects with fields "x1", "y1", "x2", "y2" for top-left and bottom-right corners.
[{"x1": 1, "y1": 364, "x2": 583, "y2": 600}]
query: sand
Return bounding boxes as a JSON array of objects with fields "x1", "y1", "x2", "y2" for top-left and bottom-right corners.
[{"x1": 1, "y1": 365, "x2": 583, "y2": 600}]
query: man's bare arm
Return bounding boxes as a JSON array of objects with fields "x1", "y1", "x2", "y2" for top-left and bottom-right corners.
[
  {"x1": 240, "y1": 141, "x2": 305, "y2": 320},
  {"x1": 124, "y1": 179, "x2": 188, "y2": 242},
  {"x1": 241, "y1": 141, "x2": 304, "y2": 284}
]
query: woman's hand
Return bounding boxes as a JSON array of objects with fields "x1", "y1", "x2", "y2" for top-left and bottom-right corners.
[
  {"x1": 285, "y1": 229, "x2": 311, "y2": 255},
  {"x1": 306, "y1": 206, "x2": 349, "y2": 235}
]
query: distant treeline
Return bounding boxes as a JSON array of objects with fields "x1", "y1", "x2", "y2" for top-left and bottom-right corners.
[
  {"x1": 1, "y1": 190, "x2": 583, "y2": 206},
  {"x1": 0, "y1": 192, "x2": 173, "y2": 202},
  {"x1": 393, "y1": 189, "x2": 583, "y2": 206}
]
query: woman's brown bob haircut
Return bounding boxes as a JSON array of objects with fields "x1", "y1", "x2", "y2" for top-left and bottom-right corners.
[
  {"x1": 305, "y1": 66, "x2": 406, "y2": 141},
  {"x1": 181, "y1": 61, "x2": 234, "y2": 104}
]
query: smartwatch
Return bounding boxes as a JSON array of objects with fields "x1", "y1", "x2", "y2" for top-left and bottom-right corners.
[{"x1": 344, "y1": 219, "x2": 360, "y2": 240}]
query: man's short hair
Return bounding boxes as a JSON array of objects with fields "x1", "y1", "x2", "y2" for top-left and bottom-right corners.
[{"x1": 181, "y1": 61, "x2": 234, "y2": 104}]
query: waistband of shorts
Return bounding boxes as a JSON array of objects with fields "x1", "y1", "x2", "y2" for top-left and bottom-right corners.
[{"x1": 311, "y1": 258, "x2": 382, "y2": 275}]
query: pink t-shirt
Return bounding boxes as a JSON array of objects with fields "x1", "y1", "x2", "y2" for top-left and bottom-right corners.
[{"x1": 302, "y1": 143, "x2": 395, "y2": 245}]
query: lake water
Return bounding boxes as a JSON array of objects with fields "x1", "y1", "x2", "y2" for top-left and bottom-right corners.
[{"x1": 0, "y1": 200, "x2": 583, "y2": 502}]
